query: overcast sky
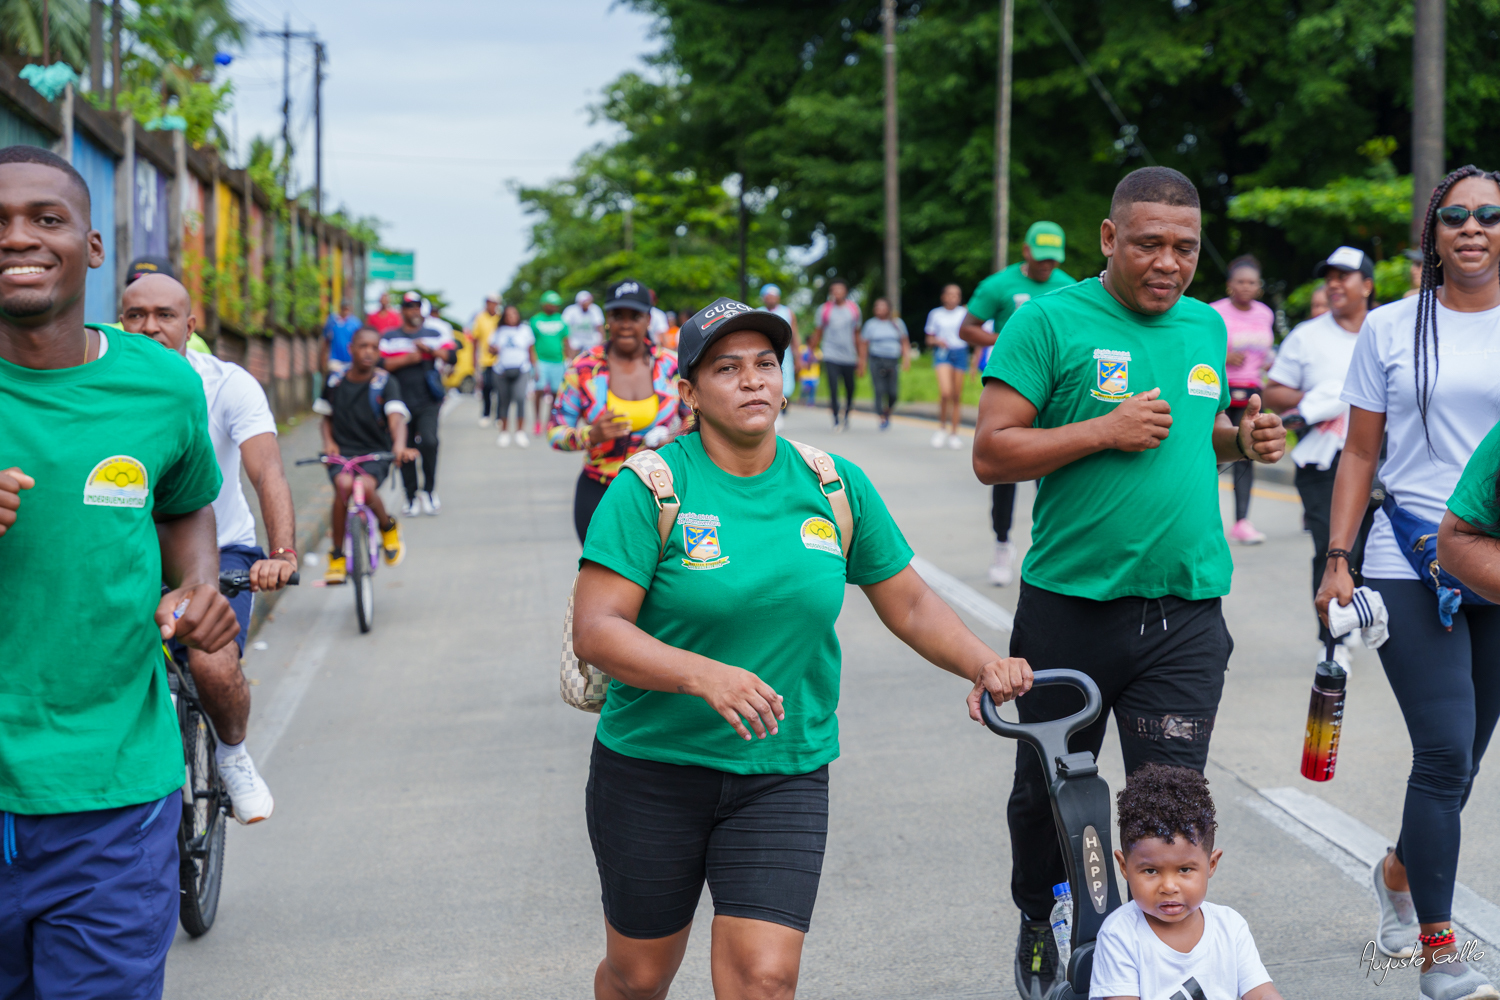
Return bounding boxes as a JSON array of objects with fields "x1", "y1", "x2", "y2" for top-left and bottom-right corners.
[{"x1": 220, "y1": 0, "x2": 658, "y2": 319}]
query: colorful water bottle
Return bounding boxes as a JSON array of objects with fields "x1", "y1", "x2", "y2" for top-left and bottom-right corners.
[{"x1": 1301, "y1": 640, "x2": 1347, "y2": 782}]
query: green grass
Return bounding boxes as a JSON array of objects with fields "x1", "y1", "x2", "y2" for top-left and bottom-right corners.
[{"x1": 815, "y1": 351, "x2": 986, "y2": 407}]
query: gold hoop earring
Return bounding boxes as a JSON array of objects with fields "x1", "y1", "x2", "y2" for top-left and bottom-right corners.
[{"x1": 780, "y1": 397, "x2": 789, "y2": 411}]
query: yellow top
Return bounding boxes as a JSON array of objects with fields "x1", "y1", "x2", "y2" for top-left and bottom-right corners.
[{"x1": 607, "y1": 390, "x2": 658, "y2": 432}]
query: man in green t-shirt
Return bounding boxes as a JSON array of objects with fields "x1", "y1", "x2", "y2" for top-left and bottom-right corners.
[
  {"x1": 972, "y1": 167, "x2": 1286, "y2": 1000},
  {"x1": 961, "y1": 220, "x2": 1077, "y2": 588},
  {"x1": 0, "y1": 145, "x2": 235, "y2": 997},
  {"x1": 530, "y1": 289, "x2": 570, "y2": 435}
]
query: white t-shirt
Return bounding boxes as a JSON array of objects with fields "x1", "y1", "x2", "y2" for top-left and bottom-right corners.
[
  {"x1": 649, "y1": 306, "x2": 670, "y2": 339},
  {"x1": 489, "y1": 323, "x2": 535, "y2": 372},
  {"x1": 1266, "y1": 312, "x2": 1362, "y2": 470},
  {"x1": 1090, "y1": 900, "x2": 1271, "y2": 1000},
  {"x1": 563, "y1": 302, "x2": 605, "y2": 352},
  {"x1": 924, "y1": 305, "x2": 967, "y2": 349},
  {"x1": 185, "y1": 350, "x2": 278, "y2": 550},
  {"x1": 1342, "y1": 295, "x2": 1500, "y2": 580}
]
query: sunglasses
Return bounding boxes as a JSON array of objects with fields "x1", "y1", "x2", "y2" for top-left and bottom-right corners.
[{"x1": 1436, "y1": 204, "x2": 1500, "y2": 228}]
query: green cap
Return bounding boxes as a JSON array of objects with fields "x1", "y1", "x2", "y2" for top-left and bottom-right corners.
[
  {"x1": 540, "y1": 290, "x2": 563, "y2": 305},
  {"x1": 1025, "y1": 221, "x2": 1066, "y2": 262}
]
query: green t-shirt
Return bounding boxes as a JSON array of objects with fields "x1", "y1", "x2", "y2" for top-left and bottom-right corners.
[
  {"x1": 968, "y1": 262, "x2": 1076, "y2": 332},
  {"x1": 581, "y1": 434, "x2": 914, "y2": 774},
  {"x1": 0, "y1": 327, "x2": 222, "y2": 814},
  {"x1": 1449, "y1": 421, "x2": 1500, "y2": 533},
  {"x1": 982, "y1": 278, "x2": 1233, "y2": 601},
  {"x1": 531, "y1": 313, "x2": 568, "y2": 363}
]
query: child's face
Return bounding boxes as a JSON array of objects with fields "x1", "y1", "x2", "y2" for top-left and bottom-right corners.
[{"x1": 1113, "y1": 836, "x2": 1221, "y2": 925}]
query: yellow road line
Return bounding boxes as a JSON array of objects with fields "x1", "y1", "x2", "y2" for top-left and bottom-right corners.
[{"x1": 1220, "y1": 480, "x2": 1300, "y2": 504}]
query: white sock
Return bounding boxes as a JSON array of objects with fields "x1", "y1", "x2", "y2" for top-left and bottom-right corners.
[{"x1": 215, "y1": 738, "x2": 247, "y2": 764}]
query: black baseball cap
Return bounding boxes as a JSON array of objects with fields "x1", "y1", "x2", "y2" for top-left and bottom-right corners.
[
  {"x1": 603, "y1": 277, "x2": 652, "y2": 312},
  {"x1": 125, "y1": 256, "x2": 174, "y2": 284},
  {"x1": 676, "y1": 297, "x2": 792, "y2": 373},
  {"x1": 1314, "y1": 246, "x2": 1375, "y2": 279},
  {"x1": 400, "y1": 290, "x2": 424, "y2": 308}
]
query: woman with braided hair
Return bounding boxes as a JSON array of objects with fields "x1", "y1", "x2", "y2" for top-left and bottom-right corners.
[{"x1": 1316, "y1": 165, "x2": 1500, "y2": 1000}]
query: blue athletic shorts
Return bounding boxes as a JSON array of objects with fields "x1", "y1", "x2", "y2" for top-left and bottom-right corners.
[
  {"x1": 0, "y1": 794, "x2": 179, "y2": 999},
  {"x1": 535, "y1": 360, "x2": 568, "y2": 394},
  {"x1": 219, "y1": 543, "x2": 266, "y2": 655},
  {"x1": 934, "y1": 345, "x2": 970, "y2": 370}
]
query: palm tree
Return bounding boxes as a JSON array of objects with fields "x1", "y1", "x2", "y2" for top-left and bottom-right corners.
[{"x1": 0, "y1": 0, "x2": 90, "y2": 70}]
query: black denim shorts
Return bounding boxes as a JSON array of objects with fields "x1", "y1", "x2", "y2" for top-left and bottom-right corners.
[{"x1": 585, "y1": 739, "x2": 830, "y2": 939}]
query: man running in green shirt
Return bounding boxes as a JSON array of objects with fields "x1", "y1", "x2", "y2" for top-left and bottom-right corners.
[
  {"x1": 530, "y1": 289, "x2": 569, "y2": 436},
  {"x1": 0, "y1": 144, "x2": 237, "y2": 999},
  {"x1": 962, "y1": 221, "x2": 1077, "y2": 586},
  {"x1": 972, "y1": 167, "x2": 1285, "y2": 1000}
]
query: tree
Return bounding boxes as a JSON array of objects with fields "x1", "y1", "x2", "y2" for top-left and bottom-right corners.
[{"x1": 0, "y1": 0, "x2": 89, "y2": 69}]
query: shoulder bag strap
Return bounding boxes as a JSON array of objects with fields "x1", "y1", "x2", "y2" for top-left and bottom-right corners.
[
  {"x1": 621, "y1": 450, "x2": 678, "y2": 560},
  {"x1": 787, "y1": 439, "x2": 854, "y2": 559}
]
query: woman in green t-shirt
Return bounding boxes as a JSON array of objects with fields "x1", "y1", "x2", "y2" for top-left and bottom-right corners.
[
  {"x1": 573, "y1": 296, "x2": 1032, "y2": 1000},
  {"x1": 1440, "y1": 422, "x2": 1500, "y2": 600}
]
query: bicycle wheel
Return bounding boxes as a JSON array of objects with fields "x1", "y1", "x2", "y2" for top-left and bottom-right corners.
[
  {"x1": 351, "y1": 515, "x2": 374, "y2": 633},
  {"x1": 178, "y1": 695, "x2": 226, "y2": 936}
]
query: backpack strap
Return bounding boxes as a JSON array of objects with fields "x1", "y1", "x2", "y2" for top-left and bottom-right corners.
[
  {"x1": 787, "y1": 439, "x2": 854, "y2": 559},
  {"x1": 620, "y1": 450, "x2": 678, "y2": 560}
]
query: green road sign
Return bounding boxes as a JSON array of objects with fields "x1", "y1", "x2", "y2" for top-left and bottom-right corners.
[{"x1": 368, "y1": 250, "x2": 414, "y2": 282}]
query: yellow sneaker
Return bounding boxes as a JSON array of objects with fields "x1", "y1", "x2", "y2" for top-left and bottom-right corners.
[
  {"x1": 381, "y1": 519, "x2": 405, "y2": 567},
  {"x1": 324, "y1": 553, "x2": 347, "y2": 584}
]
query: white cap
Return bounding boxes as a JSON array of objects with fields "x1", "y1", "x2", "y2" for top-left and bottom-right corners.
[{"x1": 576, "y1": 290, "x2": 593, "y2": 304}]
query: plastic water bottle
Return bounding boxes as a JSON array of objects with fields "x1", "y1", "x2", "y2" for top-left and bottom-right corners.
[
  {"x1": 1300, "y1": 641, "x2": 1347, "y2": 782},
  {"x1": 1050, "y1": 882, "x2": 1073, "y2": 971}
]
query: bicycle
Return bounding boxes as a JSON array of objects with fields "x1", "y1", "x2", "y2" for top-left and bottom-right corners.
[
  {"x1": 296, "y1": 451, "x2": 394, "y2": 633},
  {"x1": 167, "y1": 567, "x2": 299, "y2": 937}
]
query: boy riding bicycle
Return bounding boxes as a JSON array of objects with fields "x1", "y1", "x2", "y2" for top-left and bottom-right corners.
[{"x1": 312, "y1": 326, "x2": 416, "y2": 583}]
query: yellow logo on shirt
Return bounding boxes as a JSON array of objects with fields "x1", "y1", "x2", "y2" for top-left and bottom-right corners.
[
  {"x1": 1187, "y1": 363, "x2": 1221, "y2": 399},
  {"x1": 800, "y1": 516, "x2": 842, "y2": 556},
  {"x1": 83, "y1": 455, "x2": 150, "y2": 508}
]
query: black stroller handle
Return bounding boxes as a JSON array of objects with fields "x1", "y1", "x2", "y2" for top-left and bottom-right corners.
[{"x1": 980, "y1": 668, "x2": 1101, "y2": 772}]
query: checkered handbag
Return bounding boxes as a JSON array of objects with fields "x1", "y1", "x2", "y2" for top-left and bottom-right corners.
[{"x1": 559, "y1": 450, "x2": 679, "y2": 712}]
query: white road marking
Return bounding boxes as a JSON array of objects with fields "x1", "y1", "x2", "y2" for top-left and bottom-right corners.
[
  {"x1": 910, "y1": 555, "x2": 1013, "y2": 633},
  {"x1": 247, "y1": 590, "x2": 343, "y2": 768},
  {"x1": 1255, "y1": 785, "x2": 1500, "y2": 952}
]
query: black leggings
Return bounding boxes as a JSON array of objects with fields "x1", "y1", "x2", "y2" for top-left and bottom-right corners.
[
  {"x1": 992, "y1": 483, "x2": 1016, "y2": 543},
  {"x1": 480, "y1": 368, "x2": 496, "y2": 418},
  {"x1": 869, "y1": 356, "x2": 899, "y2": 416},
  {"x1": 574, "y1": 471, "x2": 609, "y2": 545},
  {"x1": 1369, "y1": 577, "x2": 1500, "y2": 923},
  {"x1": 1226, "y1": 402, "x2": 1254, "y2": 521},
  {"x1": 399, "y1": 404, "x2": 440, "y2": 499},
  {"x1": 494, "y1": 369, "x2": 527, "y2": 426},
  {"x1": 1006, "y1": 582, "x2": 1230, "y2": 920},
  {"x1": 824, "y1": 361, "x2": 856, "y2": 423}
]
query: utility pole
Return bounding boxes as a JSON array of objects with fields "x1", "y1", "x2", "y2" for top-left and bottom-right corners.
[
  {"x1": 1412, "y1": 0, "x2": 1445, "y2": 244},
  {"x1": 882, "y1": 0, "x2": 901, "y2": 316},
  {"x1": 313, "y1": 40, "x2": 325, "y2": 216},
  {"x1": 994, "y1": 0, "x2": 1014, "y2": 271},
  {"x1": 110, "y1": 0, "x2": 120, "y2": 109},
  {"x1": 280, "y1": 17, "x2": 291, "y2": 195},
  {"x1": 89, "y1": 0, "x2": 103, "y2": 93}
]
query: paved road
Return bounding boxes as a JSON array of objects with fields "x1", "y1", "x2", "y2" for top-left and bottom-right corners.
[{"x1": 164, "y1": 396, "x2": 1500, "y2": 998}]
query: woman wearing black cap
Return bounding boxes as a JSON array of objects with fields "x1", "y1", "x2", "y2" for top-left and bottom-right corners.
[
  {"x1": 548, "y1": 278, "x2": 691, "y2": 544},
  {"x1": 572, "y1": 297, "x2": 1033, "y2": 1000}
]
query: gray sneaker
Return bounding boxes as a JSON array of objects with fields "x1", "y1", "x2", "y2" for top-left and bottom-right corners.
[
  {"x1": 1420, "y1": 958, "x2": 1500, "y2": 1000},
  {"x1": 1372, "y1": 850, "x2": 1417, "y2": 958}
]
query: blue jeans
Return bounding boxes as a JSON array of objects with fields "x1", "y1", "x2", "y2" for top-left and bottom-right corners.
[{"x1": 0, "y1": 794, "x2": 178, "y2": 1000}]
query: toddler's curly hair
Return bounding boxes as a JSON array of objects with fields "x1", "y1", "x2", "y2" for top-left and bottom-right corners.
[{"x1": 1116, "y1": 763, "x2": 1217, "y2": 854}]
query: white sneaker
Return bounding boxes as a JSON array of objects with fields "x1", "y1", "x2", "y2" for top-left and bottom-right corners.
[
  {"x1": 420, "y1": 491, "x2": 441, "y2": 515},
  {"x1": 948, "y1": 433, "x2": 963, "y2": 449},
  {"x1": 402, "y1": 497, "x2": 421, "y2": 518},
  {"x1": 931, "y1": 429, "x2": 947, "y2": 449},
  {"x1": 515, "y1": 430, "x2": 530, "y2": 448},
  {"x1": 497, "y1": 431, "x2": 512, "y2": 448},
  {"x1": 477, "y1": 416, "x2": 492, "y2": 428},
  {"x1": 988, "y1": 542, "x2": 1014, "y2": 586},
  {"x1": 218, "y1": 749, "x2": 274, "y2": 824}
]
